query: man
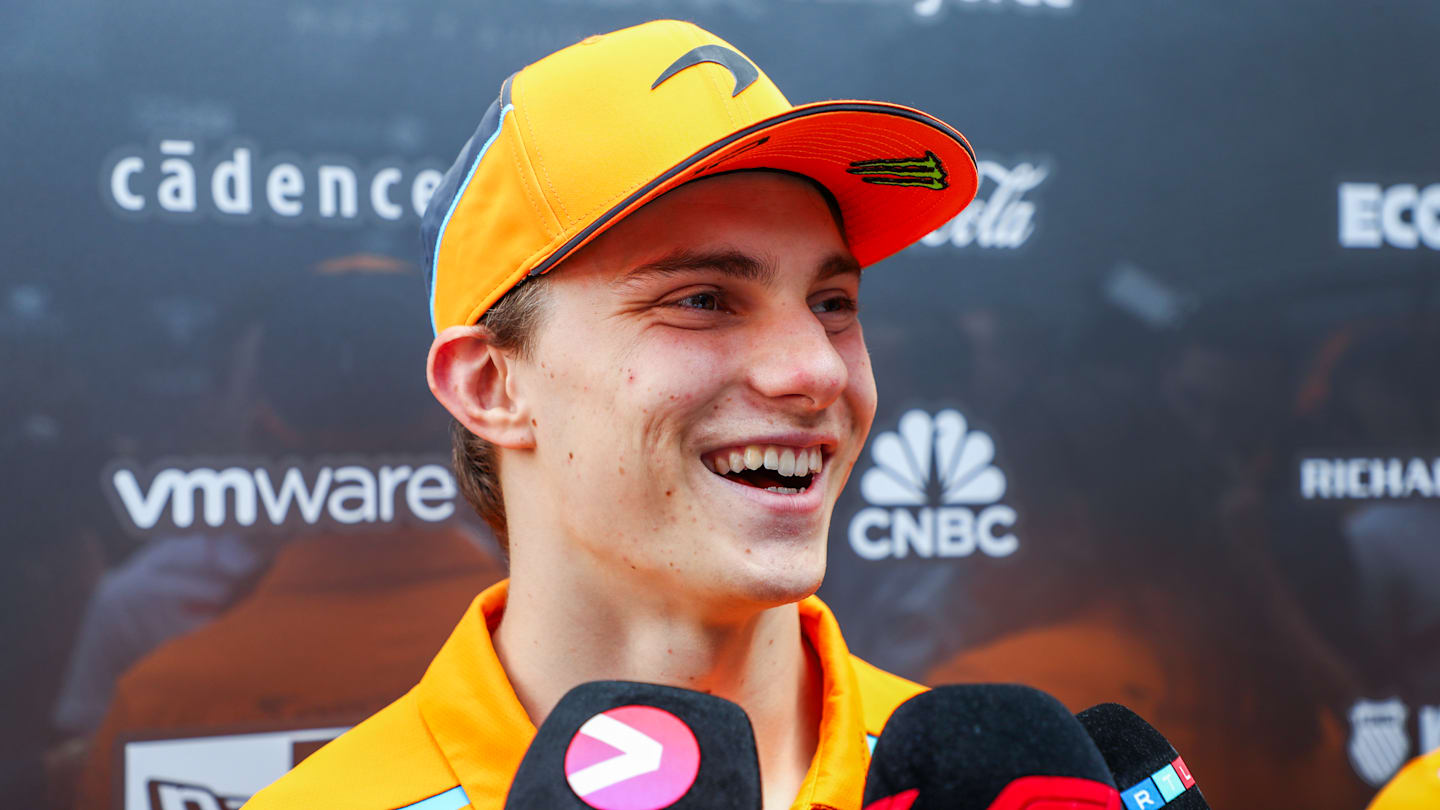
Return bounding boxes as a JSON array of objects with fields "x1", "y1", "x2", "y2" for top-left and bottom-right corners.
[{"x1": 248, "y1": 19, "x2": 976, "y2": 810}]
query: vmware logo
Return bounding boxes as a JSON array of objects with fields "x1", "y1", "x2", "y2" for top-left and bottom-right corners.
[
  {"x1": 848, "y1": 409, "x2": 1018, "y2": 560},
  {"x1": 106, "y1": 456, "x2": 457, "y2": 535}
]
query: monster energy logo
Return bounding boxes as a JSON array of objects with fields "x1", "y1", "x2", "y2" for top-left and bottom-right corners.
[{"x1": 847, "y1": 151, "x2": 948, "y2": 190}]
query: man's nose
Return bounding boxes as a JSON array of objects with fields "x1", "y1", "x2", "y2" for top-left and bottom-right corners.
[{"x1": 743, "y1": 306, "x2": 849, "y2": 410}]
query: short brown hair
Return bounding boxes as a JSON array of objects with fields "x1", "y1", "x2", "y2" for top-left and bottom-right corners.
[{"x1": 450, "y1": 277, "x2": 548, "y2": 554}]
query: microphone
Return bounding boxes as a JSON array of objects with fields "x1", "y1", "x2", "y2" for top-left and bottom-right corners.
[
  {"x1": 862, "y1": 684, "x2": 1122, "y2": 810},
  {"x1": 504, "y1": 680, "x2": 761, "y2": 810},
  {"x1": 1075, "y1": 703, "x2": 1207, "y2": 810}
]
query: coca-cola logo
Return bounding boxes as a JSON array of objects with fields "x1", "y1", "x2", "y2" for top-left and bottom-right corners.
[{"x1": 919, "y1": 160, "x2": 1049, "y2": 250}]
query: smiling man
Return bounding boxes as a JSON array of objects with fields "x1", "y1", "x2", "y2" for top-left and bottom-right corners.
[{"x1": 247, "y1": 19, "x2": 976, "y2": 810}]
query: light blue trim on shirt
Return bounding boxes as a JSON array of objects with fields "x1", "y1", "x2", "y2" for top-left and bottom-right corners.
[
  {"x1": 429, "y1": 103, "x2": 514, "y2": 335},
  {"x1": 398, "y1": 784, "x2": 470, "y2": 810}
]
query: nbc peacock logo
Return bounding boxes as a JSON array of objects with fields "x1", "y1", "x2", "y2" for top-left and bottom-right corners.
[{"x1": 848, "y1": 409, "x2": 1018, "y2": 560}]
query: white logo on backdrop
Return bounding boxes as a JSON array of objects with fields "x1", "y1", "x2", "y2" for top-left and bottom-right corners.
[
  {"x1": 849, "y1": 409, "x2": 1018, "y2": 560},
  {"x1": 125, "y1": 728, "x2": 345, "y2": 810},
  {"x1": 1339, "y1": 182, "x2": 1440, "y2": 250},
  {"x1": 919, "y1": 161, "x2": 1048, "y2": 250},
  {"x1": 1348, "y1": 699, "x2": 1414, "y2": 787},
  {"x1": 1299, "y1": 457, "x2": 1440, "y2": 500},
  {"x1": 785, "y1": 0, "x2": 1075, "y2": 16},
  {"x1": 913, "y1": 0, "x2": 1072, "y2": 16},
  {"x1": 1423, "y1": 705, "x2": 1440, "y2": 757},
  {"x1": 101, "y1": 139, "x2": 445, "y2": 225},
  {"x1": 107, "y1": 459, "x2": 457, "y2": 534}
]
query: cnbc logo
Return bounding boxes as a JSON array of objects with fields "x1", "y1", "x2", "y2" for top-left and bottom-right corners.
[{"x1": 848, "y1": 409, "x2": 1018, "y2": 560}]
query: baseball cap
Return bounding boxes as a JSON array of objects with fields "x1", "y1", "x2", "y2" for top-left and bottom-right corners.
[{"x1": 421, "y1": 19, "x2": 978, "y2": 334}]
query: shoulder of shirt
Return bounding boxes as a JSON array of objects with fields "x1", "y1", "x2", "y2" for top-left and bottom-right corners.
[
  {"x1": 243, "y1": 690, "x2": 466, "y2": 810},
  {"x1": 848, "y1": 653, "x2": 927, "y2": 737}
]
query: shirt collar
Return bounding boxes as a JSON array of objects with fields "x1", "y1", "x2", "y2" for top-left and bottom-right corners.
[
  {"x1": 794, "y1": 594, "x2": 870, "y2": 809},
  {"x1": 415, "y1": 580, "x2": 870, "y2": 810}
]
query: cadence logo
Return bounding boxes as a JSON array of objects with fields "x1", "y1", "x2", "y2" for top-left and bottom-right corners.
[
  {"x1": 849, "y1": 409, "x2": 1018, "y2": 560},
  {"x1": 101, "y1": 138, "x2": 445, "y2": 226},
  {"x1": 1299, "y1": 456, "x2": 1440, "y2": 499},
  {"x1": 1347, "y1": 699, "x2": 1440, "y2": 787},
  {"x1": 918, "y1": 160, "x2": 1048, "y2": 250},
  {"x1": 564, "y1": 706, "x2": 701, "y2": 810},
  {"x1": 1339, "y1": 182, "x2": 1440, "y2": 249},
  {"x1": 106, "y1": 457, "x2": 457, "y2": 534}
]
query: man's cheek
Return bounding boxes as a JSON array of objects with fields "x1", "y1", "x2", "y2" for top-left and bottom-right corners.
[{"x1": 845, "y1": 354, "x2": 879, "y2": 424}]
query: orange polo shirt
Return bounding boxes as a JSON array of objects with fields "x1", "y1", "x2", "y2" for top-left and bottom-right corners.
[{"x1": 245, "y1": 581, "x2": 924, "y2": 810}]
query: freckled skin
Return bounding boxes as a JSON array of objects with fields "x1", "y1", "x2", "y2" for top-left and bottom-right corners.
[{"x1": 504, "y1": 172, "x2": 877, "y2": 614}]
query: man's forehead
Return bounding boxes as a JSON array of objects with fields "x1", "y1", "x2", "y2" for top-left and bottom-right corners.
[
  {"x1": 547, "y1": 171, "x2": 857, "y2": 293},
  {"x1": 611, "y1": 247, "x2": 861, "y2": 290}
]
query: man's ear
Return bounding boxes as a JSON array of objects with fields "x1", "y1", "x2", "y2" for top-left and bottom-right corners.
[{"x1": 427, "y1": 325, "x2": 536, "y2": 449}]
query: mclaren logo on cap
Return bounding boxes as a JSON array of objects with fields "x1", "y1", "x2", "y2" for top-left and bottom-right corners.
[
  {"x1": 651, "y1": 44, "x2": 759, "y2": 97},
  {"x1": 847, "y1": 151, "x2": 949, "y2": 191}
]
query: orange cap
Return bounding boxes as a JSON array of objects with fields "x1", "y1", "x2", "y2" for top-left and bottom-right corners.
[{"x1": 421, "y1": 19, "x2": 978, "y2": 333}]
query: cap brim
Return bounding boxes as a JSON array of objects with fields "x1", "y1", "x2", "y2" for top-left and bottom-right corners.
[{"x1": 527, "y1": 100, "x2": 978, "y2": 276}]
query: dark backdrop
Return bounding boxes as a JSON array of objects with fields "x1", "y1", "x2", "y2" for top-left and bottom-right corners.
[{"x1": 4, "y1": 1, "x2": 1438, "y2": 808}]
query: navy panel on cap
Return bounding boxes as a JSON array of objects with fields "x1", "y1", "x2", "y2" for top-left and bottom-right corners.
[{"x1": 420, "y1": 75, "x2": 514, "y2": 328}]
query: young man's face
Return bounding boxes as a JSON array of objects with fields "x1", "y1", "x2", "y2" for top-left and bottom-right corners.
[{"x1": 511, "y1": 172, "x2": 876, "y2": 612}]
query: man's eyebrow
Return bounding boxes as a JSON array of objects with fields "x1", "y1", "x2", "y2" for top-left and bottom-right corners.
[
  {"x1": 817, "y1": 252, "x2": 863, "y2": 281},
  {"x1": 614, "y1": 248, "x2": 773, "y2": 287},
  {"x1": 612, "y1": 248, "x2": 861, "y2": 288}
]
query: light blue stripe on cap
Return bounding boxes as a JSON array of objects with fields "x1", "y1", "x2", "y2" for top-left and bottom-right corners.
[
  {"x1": 398, "y1": 784, "x2": 470, "y2": 810},
  {"x1": 429, "y1": 103, "x2": 513, "y2": 335}
]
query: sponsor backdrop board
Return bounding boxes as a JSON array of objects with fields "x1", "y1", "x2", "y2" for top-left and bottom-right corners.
[{"x1": 2, "y1": 0, "x2": 1437, "y2": 808}]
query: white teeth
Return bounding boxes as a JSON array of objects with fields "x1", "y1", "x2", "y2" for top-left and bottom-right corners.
[
  {"x1": 765, "y1": 486, "x2": 800, "y2": 494},
  {"x1": 705, "y1": 444, "x2": 826, "y2": 480},
  {"x1": 778, "y1": 448, "x2": 796, "y2": 477},
  {"x1": 744, "y1": 446, "x2": 763, "y2": 470}
]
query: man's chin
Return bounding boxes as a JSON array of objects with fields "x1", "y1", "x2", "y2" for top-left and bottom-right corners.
[{"x1": 727, "y1": 545, "x2": 827, "y2": 608}]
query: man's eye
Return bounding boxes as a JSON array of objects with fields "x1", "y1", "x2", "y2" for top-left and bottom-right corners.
[
  {"x1": 811, "y1": 295, "x2": 858, "y2": 315},
  {"x1": 674, "y1": 292, "x2": 721, "y2": 311}
]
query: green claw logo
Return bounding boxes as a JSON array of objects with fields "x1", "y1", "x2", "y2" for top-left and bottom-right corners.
[{"x1": 846, "y1": 151, "x2": 948, "y2": 190}]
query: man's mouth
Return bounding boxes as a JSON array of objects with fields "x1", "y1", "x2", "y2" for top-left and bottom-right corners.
[{"x1": 701, "y1": 445, "x2": 823, "y2": 494}]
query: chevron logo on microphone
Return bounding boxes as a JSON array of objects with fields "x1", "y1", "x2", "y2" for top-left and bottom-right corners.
[{"x1": 563, "y1": 706, "x2": 701, "y2": 810}]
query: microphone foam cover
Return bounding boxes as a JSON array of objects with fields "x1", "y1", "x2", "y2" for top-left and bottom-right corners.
[
  {"x1": 863, "y1": 684, "x2": 1117, "y2": 809},
  {"x1": 504, "y1": 680, "x2": 761, "y2": 810},
  {"x1": 1076, "y1": 703, "x2": 1208, "y2": 810}
]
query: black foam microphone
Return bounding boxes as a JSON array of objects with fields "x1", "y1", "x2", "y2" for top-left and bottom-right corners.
[
  {"x1": 862, "y1": 684, "x2": 1122, "y2": 810},
  {"x1": 504, "y1": 680, "x2": 761, "y2": 810},
  {"x1": 1075, "y1": 704, "x2": 1208, "y2": 810}
]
